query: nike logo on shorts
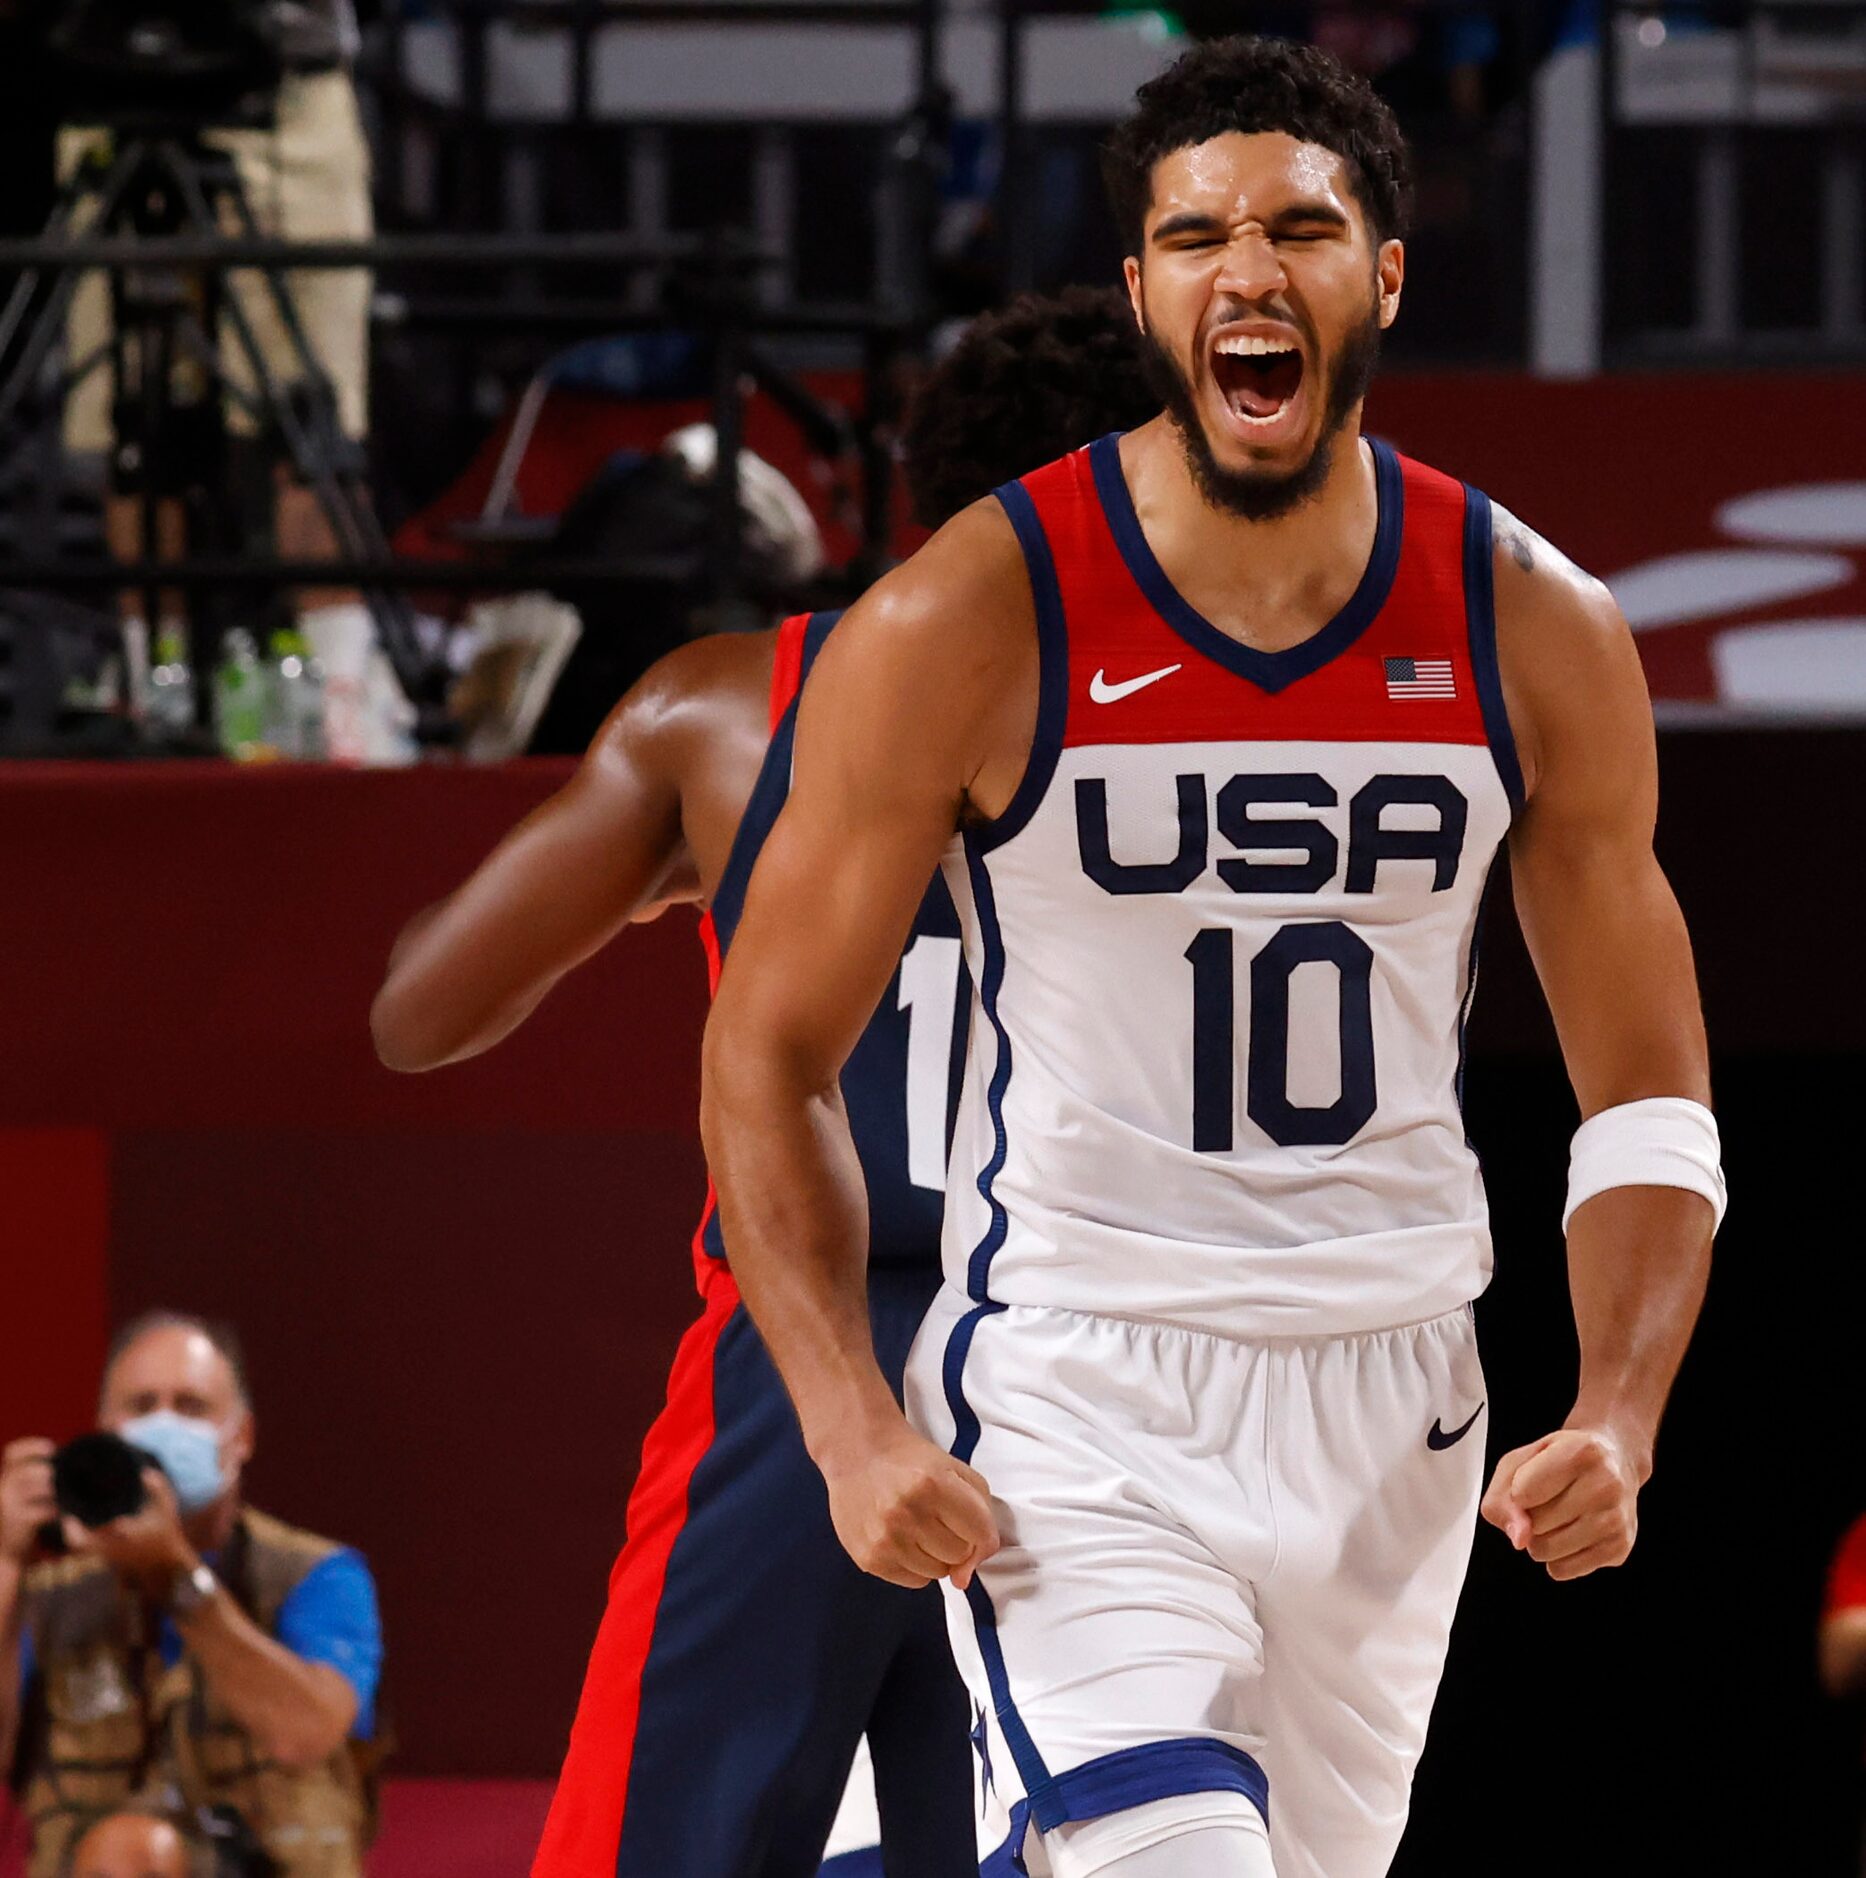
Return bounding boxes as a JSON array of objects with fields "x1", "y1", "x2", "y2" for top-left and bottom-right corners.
[
  {"x1": 1089, "y1": 663, "x2": 1182, "y2": 703},
  {"x1": 1427, "y1": 1404, "x2": 1484, "y2": 1450}
]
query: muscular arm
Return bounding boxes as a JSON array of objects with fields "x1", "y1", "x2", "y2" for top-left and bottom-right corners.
[
  {"x1": 700, "y1": 504, "x2": 1032, "y2": 1587},
  {"x1": 1480, "y1": 510, "x2": 1715, "y2": 1578},
  {"x1": 370, "y1": 634, "x2": 769, "y2": 1071}
]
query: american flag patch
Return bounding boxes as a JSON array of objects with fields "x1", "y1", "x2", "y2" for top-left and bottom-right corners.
[{"x1": 1384, "y1": 656, "x2": 1456, "y2": 701}]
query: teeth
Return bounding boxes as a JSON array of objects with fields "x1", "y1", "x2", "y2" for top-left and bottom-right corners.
[{"x1": 1215, "y1": 335, "x2": 1298, "y2": 357}]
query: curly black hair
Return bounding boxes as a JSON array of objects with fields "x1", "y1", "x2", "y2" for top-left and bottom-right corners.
[
  {"x1": 1102, "y1": 36, "x2": 1411, "y2": 256},
  {"x1": 899, "y1": 287, "x2": 1161, "y2": 530}
]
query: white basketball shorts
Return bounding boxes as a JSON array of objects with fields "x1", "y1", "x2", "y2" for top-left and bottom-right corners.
[{"x1": 903, "y1": 1289, "x2": 1487, "y2": 1878}]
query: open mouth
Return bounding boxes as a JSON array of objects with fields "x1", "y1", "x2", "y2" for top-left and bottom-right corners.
[{"x1": 1211, "y1": 334, "x2": 1305, "y2": 427}]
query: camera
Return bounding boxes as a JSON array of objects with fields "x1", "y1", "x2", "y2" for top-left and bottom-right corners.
[
  {"x1": 50, "y1": 1430, "x2": 159, "y2": 1529},
  {"x1": 34, "y1": 0, "x2": 288, "y2": 122}
]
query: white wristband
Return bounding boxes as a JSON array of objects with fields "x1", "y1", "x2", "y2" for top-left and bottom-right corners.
[{"x1": 1563, "y1": 1096, "x2": 1726, "y2": 1235}]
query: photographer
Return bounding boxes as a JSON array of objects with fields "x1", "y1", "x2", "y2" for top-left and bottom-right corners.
[
  {"x1": 54, "y1": 1, "x2": 376, "y2": 669},
  {"x1": 0, "y1": 1312, "x2": 383, "y2": 1878}
]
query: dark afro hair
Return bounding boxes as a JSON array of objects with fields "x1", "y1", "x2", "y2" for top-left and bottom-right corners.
[
  {"x1": 1102, "y1": 36, "x2": 1411, "y2": 256},
  {"x1": 900, "y1": 286, "x2": 1160, "y2": 530}
]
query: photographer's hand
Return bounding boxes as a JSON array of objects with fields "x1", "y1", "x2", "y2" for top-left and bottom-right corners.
[
  {"x1": 62, "y1": 1467, "x2": 197, "y2": 1599},
  {"x1": 0, "y1": 1437, "x2": 56, "y2": 1564}
]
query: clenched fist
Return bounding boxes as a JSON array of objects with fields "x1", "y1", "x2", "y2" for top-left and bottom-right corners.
[
  {"x1": 0, "y1": 1438, "x2": 56, "y2": 1566},
  {"x1": 1481, "y1": 1425, "x2": 1644, "y2": 1582},
  {"x1": 816, "y1": 1413, "x2": 1000, "y2": 1591}
]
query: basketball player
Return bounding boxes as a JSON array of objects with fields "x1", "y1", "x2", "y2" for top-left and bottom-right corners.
[
  {"x1": 700, "y1": 39, "x2": 1726, "y2": 1878},
  {"x1": 369, "y1": 288, "x2": 1159, "y2": 1878}
]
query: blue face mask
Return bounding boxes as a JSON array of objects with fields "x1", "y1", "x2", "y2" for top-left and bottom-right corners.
[{"x1": 119, "y1": 1410, "x2": 229, "y2": 1515}]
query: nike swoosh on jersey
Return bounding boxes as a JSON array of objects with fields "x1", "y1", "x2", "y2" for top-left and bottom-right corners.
[
  {"x1": 1089, "y1": 662, "x2": 1183, "y2": 703},
  {"x1": 1426, "y1": 1403, "x2": 1485, "y2": 1451}
]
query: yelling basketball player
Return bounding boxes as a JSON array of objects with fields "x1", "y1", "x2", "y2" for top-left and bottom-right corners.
[{"x1": 701, "y1": 40, "x2": 1724, "y2": 1878}]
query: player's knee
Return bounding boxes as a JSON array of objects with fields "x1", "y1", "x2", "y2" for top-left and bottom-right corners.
[{"x1": 1045, "y1": 1791, "x2": 1275, "y2": 1878}]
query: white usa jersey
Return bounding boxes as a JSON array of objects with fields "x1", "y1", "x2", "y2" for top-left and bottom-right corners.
[{"x1": 938, "y1": 434, "x2": 1522, "y2": 1340}]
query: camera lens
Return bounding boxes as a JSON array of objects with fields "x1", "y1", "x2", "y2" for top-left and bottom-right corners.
[{"x1": 51, "y1": 1431, "x2": 154, "y2": 1528}]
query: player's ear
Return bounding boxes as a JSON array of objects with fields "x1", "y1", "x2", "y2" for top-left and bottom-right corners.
[
  {"x1": 1123, "y1": 256, "x2": 1146, "y2": 332},
  {"x1": 1376, "y1": 240, "x2": 1404, "y2": 330}
]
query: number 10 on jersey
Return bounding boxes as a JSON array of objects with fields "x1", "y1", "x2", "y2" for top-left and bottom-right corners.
[{"x1": 1185, "y1": 921, "x2": 1378, "y2": 1151}]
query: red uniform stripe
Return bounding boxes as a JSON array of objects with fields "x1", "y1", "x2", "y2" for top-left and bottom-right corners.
[
  {"x1": 531, "y1": 1269, "x2": 741, "y2": 1877},
  {"x1": 770, "y1": 612, "x2": 810, "y2": 730}
]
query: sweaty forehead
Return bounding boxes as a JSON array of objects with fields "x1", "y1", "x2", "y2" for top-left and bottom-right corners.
[{"x1": 1146, "y1": 131, "x2": 1352, "y2": 231}]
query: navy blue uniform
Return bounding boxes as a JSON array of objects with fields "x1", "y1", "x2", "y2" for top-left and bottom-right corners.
[{"x1": 534, "y1": 613, "x2": 975, "y2": 1878}]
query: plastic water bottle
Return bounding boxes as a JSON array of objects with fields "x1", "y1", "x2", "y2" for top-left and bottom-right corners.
[
  {"x1": 145, "y1": 625, "x2": 196, "y2": 739},
  {"x1": 265, "y1": 628, "x2": 327, "y2": 761},
  {"x1": 213, "y1": 629, "x2": 268, "y2": 761}
]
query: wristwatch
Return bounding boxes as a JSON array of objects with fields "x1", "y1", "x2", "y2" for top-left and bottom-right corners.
[{"x1": 167, "y1": 1561, "x2": 219, "y2": 1620}]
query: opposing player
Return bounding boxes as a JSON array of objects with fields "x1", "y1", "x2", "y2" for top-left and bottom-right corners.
[
  {"x1": 701, "y1": 38, "x2": 1725, "y2": 1878},
  {"x1": 369, "y1": 287, "x2": 1158, "y2": 1878}
]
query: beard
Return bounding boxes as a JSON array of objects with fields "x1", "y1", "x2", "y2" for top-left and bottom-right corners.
[{"x1": 1135, "y1": 294, "x2": 1382, "y2": 523}]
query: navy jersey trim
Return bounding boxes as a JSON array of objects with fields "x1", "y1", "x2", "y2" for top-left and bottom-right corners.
[
  {"x1": 708, "y1": 609, "x2": 843, "y2": 952},
  {"x1": 939, "y1": 837, "x2": 1056, "y2": 1819},
  {"x1": 970, "y1": 480, "x2": 1069, "y2": 855},
  {"x1": 798, "y1": 607, "x2": 840, "y2": 686},
  {"x1": 979, "y1": 1800, "x2": 1030, "y2": 1877},
  {"x1": 1089, "y1": 432, "x2": 1404, "y2": 696},
  {"x1": 1453, "y1": 861, "x2": 1497, "y2": 1135},
  {"x1": 1460, "y1": 490, "x2": 1525, "y2": 814},
  {"x1": 957, "y1": 839, "x2": 1015, "y2": 1301}
]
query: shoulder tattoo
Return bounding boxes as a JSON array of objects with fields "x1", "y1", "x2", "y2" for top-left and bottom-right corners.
[{"x1": 1496, "y1": 511, "x2": 1537, "y2": 574}]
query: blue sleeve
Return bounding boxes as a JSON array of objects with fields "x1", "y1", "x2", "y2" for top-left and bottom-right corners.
[
  {"x1": 18, "y1": 1623, "x2": 35, "y2": 1698},
  {"x1": 275, "y1": 1549, "x2": 383, "y2": 1740}
]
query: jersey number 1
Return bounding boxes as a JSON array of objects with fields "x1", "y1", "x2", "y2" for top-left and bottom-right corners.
[
  {"x1": 898, "y1": 934, "x2": 965, "y2": 1191},
  {"x1": 1185, "y1": 922, "x2": 1377, "y2": 1150}
]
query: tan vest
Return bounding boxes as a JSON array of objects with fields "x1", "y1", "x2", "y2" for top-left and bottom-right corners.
[{"x1": 18, "y1": 1507, "x2": 377, "y2": 1878}]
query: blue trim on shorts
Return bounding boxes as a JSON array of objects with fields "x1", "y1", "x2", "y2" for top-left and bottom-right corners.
[
  {"x1": 962, "y1": 1577, "x2": 1052, "y2": 1831},
  {"x1": 940, "y1": 1299, "x2": 999, "y2": 1468},
  {"x1": 1041, "y1": 1737, "x2": 1270, "y2": 1833},
  {"x1": 980, "y1": 1799, "x2": 1032, "y2": 1876},
  {"x1": 1461, "y1": 487, "x2": 1524, "y2": 814}
]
